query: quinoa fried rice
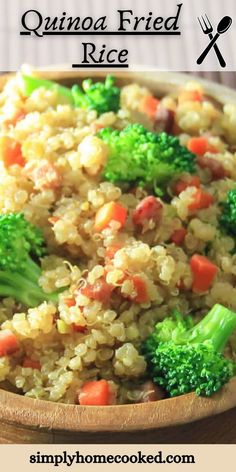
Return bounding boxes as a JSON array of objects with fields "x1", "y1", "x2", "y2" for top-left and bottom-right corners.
[{"x1": 0, "y1": 70, "x2": 236, "y2": 405}]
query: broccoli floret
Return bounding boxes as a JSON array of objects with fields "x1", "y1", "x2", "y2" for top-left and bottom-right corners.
[
  {"x1": 21, "y1": 75, "x2": 120, "y2": 115},
  {"x1": 142, "y1": 304, "x2": 236, "y2": 397},
  {"x1": 98, "y1": 124, "x2": 196, "y2": 194},
  {"x1": 0, "y1": 213, "x2": 61, "y2": 307},
  {"x1": 21, "y1": 75, "x2": 74, "y2": 104},
  {"x1": 72, "y1": 75, "x2": 120, "y2": 115},
  {"x1": 220, "y1": 189, "x2": 236, "y2": 237}
]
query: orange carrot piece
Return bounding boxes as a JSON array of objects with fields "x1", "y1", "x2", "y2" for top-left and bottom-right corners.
[
  {"x1": 190, "y1": 254, "x2": 218, "y2": 293},
  {"x1": 94, "y1": 202, "x2": 127, "y2": 232},
  {"x1": 140, "y1": 95, "x2": 160, "y2": 118},
  {"x1": 188, "y1": 189, "x2": 214, "y2": 211},
  {"x1": 64, "y1": 298, "x2": 76, "y2": 307},
  {"x1": 78, "y1": 380, "x2": 110, "y2": 406},
  {"x1": 1, "y1": 137, "x2": 25, "y2": 167},
  {"x1": 0, "y1": 330, "x2": 19, "y2": 357},
  {"x1": 187, "y1": 137, "x2": 218, "y2": 156}
]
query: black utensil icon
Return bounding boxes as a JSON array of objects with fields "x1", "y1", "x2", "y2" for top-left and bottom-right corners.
[
  {"x1": 197, "y1": 15, "x2": 232, "y2": 65},
  {"x1": 197, "y1": 15, "x2": 226, "y2": 67}
]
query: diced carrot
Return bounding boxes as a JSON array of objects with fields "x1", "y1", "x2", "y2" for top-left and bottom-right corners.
[
  {"x1": 190, "y1": 254, "x2": 218, "y2": 293},
  {"x1": 105, "y1": 245, "x2": 121, "y2": 261},
  {"x1": 188, "y1": 189, "x2": 214, "y2": 211},
  {"x1": 188, "y1": 137, "x2": 209, "y2": 156},
  {"x1": 64, "y1": 298, "x2": 76, "y2": 307},
  {"x1": 81, "y1": 278, "x2": 114, "y2": 303},
  {"x1": 48, "y1": 216, "x2": 60, "y2": 225},
  {"x1": 176, "y1": 279, "x2": 186, "y2": 291},
  {"x1": 174, "y1": 176, "x2": 200, "y2": 195},
  {"x1": 187, "y1": 137, "x2": 218, "y2": 156},
  {"x1": 78, "y1": 379, "x2": 110, "y2": 406},
  {"x1": 72, "y1": 324, "x2": 87, "y2": 333},
  {"x1": 0, "y1": 329, "x2": 19, "y2": 357},
  {"x1": 171, "y1": 228, "x2": 187, "y2": 246},
  {"x1": 94, "y1": 202, "x2": 127, "y2": 232},
  {"x1": 0, "y1": 136, "x2": 25, "y2": 167},
  {"x1": 132, "y1": 196, "x2": 163, "y2": 226},
  {"x1": 131, "y1": 275, "x2": 149, "y2": 303},
  {"x1": 140, "y1": 95, "x2": 160, "y2": 118},
  {"x1": 22, "y1": 358, "x2": 41, "y2": 370},
  {"x1": 178, "y1": 90, "x2": 203, "y2": 104},
  {"x1": 197, "y1": 155, "x2": 226, "y2": 180}
]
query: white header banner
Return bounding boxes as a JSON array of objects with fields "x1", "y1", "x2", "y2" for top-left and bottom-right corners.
[{"x1": 0, "y1": 0, "x2": 235, "y2": 71}]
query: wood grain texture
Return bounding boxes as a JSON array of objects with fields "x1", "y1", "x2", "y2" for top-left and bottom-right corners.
[{"x1": 0, "y1": 70, "x2": 236, "y2": 444}]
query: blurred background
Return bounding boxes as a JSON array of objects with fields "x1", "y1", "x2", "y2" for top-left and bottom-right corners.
[{"x1": 191, "y1": 72, "x2": 236, "y2": 88}]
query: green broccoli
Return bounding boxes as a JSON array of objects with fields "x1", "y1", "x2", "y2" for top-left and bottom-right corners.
[
  {"x1": 21, "y1": 75, "x2": 120, "y2": 115},
  {"x1": 220, "y1": 189, "x2": 236, "y2": 238},
  {"x1": 98, "y1": 124, "x2": 196, "y2": 194},
  {"x1": 0, "y1": 213, "x2": 61, "y2": 307},
  {"x1": 21, "y1": 75, "x2": 74, "y2": 104},
  {"x1": 71, "y1": 75, "x2": 120, "y2": 115},
  {"x1": 142, "y1": 304, "x2": 236, "y2": 397}
]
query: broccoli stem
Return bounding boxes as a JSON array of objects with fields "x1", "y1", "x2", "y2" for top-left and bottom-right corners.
[
  {"x1": 182, "y1": 304, "x2": 236, "y2": 352},
  {"x1": 0, "y1": 270, "x2": 58, "y2": 307},
  {"x1": 23, "y1": 256, "x2": 42, "y2": 283},
  {"x1": 22, "y1": 75, "x2": 74, "y2": 104}
]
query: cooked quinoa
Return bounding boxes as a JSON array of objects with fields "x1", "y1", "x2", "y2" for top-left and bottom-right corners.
[{"x1": 0, "y1": 71, "x2": 236, "y2": 405}]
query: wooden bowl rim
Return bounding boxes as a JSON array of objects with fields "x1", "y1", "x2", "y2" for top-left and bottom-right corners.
[{"x1": 0, "y1": 70, "x2": 236, "y2": 433}]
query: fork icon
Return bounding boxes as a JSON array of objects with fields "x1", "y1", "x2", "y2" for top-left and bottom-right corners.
[{"x1": 197, "y1": 15, "x2": 226, "y2": 68}]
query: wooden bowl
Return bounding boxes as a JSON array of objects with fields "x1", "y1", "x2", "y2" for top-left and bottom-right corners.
[{"x1": 0, "y1": 70, "x2": 236, "y2": 444}]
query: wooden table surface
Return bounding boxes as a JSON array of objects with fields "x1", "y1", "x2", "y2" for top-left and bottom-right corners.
[{"x1": 0, "y1": 70, "x2": 235, "y2": 445}]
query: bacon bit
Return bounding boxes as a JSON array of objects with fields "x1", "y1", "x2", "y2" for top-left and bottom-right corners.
[
  {"x1": 48, "y1": 216, "x2": 60, "y2": 225},
  {"x1": 81, "y1": 278, "x2": 114, "y2": 303},
  {"x1": 133, "y1": 196, "x2": 163, "y2": 226},
  {"x1": 64, "y1": 298, "x2": 76, "y2": 308},
  {"x1": 140, "y1": 95, "x2": 160, "y2": 119},
  {"x1": 197, "y1": 155, "x2": 227, "y2": 180},
  {"x1": 174, "y1": 176, "x2": 200, "y2": 195},
  {"x1": 154, "y1": 108, "x2": 175, "y2": 134},
  {"x1": 176, "y1": 279, "x2": 186, "y2": 291},
  {"x1": 22, "y1": 358, "x2": 41, "y2": 370},
  {"x1": 171, "y1": 228, "x2": 187, "y2": 246},
  {"x1": 178, "y1": 90, "x2": 203, "y2": 104},
  {"x1": 72, "y1": 324, "x2": 87, "y2": 333},
  {"x1": 3, "y1": 109, "x2": 26, "y2": 128},
  {"x1": 138, "y1": 381, "x2": 165, "y2": 402},
  {"x1": 188, "y1": 189, "x2": 214, "y2": 212},
  {"x1": 23, "y1": 159, "x2": 62, "y2": 190}
]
